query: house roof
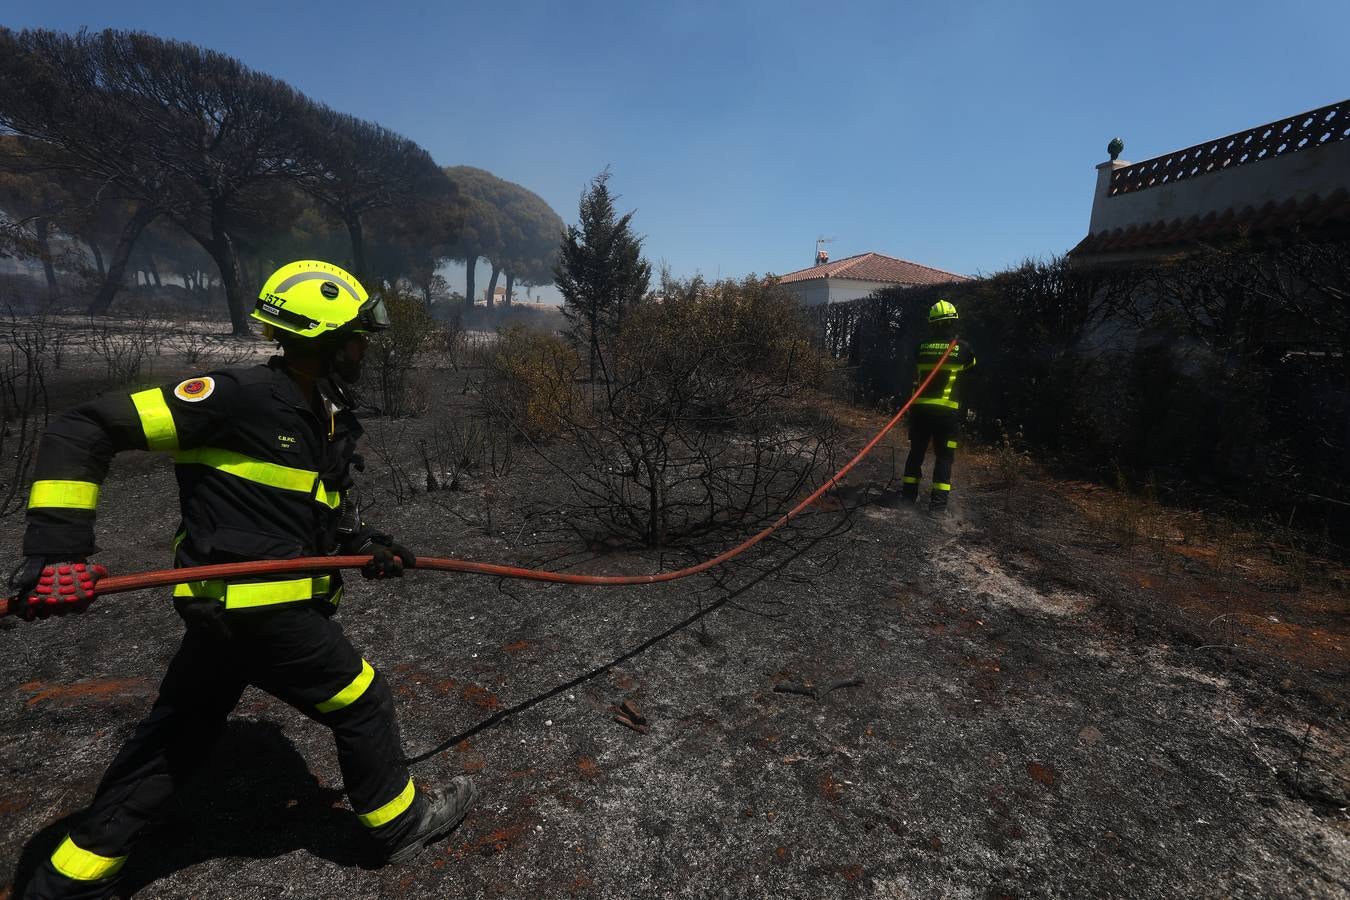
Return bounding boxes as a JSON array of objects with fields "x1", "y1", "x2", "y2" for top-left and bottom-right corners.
[
  {"x1": 1070, "y1": 188, "x2": 1350, "y2": 257},
  {"x1": 775, "y1": 252, "x2": 970, "y2": 286}
]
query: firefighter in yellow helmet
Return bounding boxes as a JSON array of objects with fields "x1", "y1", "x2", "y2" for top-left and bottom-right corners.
[
  {"x1": 900, "y1": 299, "x2": 977, "y2": 514},
  {"x1": 11, "y1": 261, "x2": 475, "y2": 899}
]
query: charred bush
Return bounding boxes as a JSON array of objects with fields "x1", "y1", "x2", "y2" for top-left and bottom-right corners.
[
  {"x1": 86, "y1": 314, "x2": 155, "y2": 384},
  {"x1": 420, "y1": 412, "x2": 513, "y2": 491},
  {"x1": 164, "y1": 328, "x2": 218, "y2": 367},
  {"x1": 0, "y1": 313, "x2": 50, "y2": 517},
  {"x1": 498, "y1": 277, "x2": 843, "y2": 548}
]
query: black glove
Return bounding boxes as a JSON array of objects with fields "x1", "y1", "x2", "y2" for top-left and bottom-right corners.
[{"x1": 360, "y1": 542, "x2": 415, "y2": 579}]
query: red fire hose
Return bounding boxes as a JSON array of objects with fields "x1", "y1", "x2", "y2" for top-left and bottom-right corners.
[{"x1": 1, "y1": 341, "x2": 956, "y2": 618}]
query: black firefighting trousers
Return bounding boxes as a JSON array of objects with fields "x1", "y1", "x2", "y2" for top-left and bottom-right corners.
[
  {"x1": 901, "y1": 407, "x2": 960, "y2": 510},
  {"x1": 25, "y1": 604, "x2": 419, "y2": 900}
]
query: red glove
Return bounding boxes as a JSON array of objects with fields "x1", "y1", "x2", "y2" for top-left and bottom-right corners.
[{"x1": 8, "y1": 558, "x2": 108, "y2": 620}]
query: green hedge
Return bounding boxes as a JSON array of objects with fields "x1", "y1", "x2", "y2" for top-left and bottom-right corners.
[{"x1": 804, "y1": 241, "x2": 1350, "y2": 550}]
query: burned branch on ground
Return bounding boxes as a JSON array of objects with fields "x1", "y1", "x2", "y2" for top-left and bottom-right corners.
[{"x1": 84, "y1": 313, "x2": 157, "y2": 385}]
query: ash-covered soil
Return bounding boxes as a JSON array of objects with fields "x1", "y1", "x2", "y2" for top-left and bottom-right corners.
[{"x1": 1, "y1": 378, "x2": 1346, "y2": 899}]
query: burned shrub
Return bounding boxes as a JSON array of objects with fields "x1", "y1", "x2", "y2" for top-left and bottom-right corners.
[
  {"x1": 86, "y1": 315, "x2": 156, "y2": 385},
  {"x1": 532, "y1": 277, "x2": 843, "y2": 548}
]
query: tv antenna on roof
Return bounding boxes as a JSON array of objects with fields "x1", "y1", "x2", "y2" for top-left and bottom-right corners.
[{"x1": 815, "y1": 236, "x2": 834, "y2": 265}]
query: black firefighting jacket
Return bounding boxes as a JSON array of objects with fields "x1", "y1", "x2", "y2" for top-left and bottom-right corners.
[
  {"x1": 912, "y1": 337, "x2": 977, "y2": 414},
  {"x1": 23, "y1": 357, "x2": 372, "y2": 611}
]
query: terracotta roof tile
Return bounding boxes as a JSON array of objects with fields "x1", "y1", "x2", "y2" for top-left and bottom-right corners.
[{"x1": 776, "y1": 252, "x2": 970, "y2": 286}]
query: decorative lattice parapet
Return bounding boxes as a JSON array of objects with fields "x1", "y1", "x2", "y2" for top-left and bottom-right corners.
[{"x1": 1109, "y1": 100, "x2": 1349, "y2": 196}]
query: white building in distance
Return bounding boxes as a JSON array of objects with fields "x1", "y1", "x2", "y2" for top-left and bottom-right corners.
[{"x1": 775, "y1": 251, "x2": 970, "y2": 305}]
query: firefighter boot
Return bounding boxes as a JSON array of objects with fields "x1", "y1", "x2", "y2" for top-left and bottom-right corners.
[
  {"x1": 385, "y1": 777, "x2": 477, "y2": 864},
  {"x1": 928, "y1": 490, "x2": 950, "y2": 517},
  {"x1": 899, "y1": 478, "x2": 920, "y2": 505}
]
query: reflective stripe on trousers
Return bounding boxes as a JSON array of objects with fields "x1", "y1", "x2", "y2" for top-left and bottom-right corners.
[
  {"x1": 49, "y1": 835, "x2": 127, "y2": 882},
  {"x1": 358, "y1": 777, "x2": 416, "y2": 828},
  {"x1": 317, "y1": 659, "x2": 375, "y2": 713},
  {"x1": 32, "y1": 606, "x2": 415, "y2": 891},
  {"x1": 903, "y1": 409, "x2": 959, "y2": 498}
]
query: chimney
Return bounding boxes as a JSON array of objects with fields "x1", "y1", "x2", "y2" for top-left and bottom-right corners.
[
  {"x1": 816, "y1": 249, "x2": 829, "y2": 265},
  {"x1": 1089, "y1": 158, "x2": 1132, "y2": 236}
]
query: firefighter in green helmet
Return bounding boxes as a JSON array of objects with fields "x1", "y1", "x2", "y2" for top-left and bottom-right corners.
[
  {"x1": 10, "y1": 261, "x2": 476, "y2": 899},
  {"x1": 900, "y1": 299, "x2": 977, "y2": 515}
]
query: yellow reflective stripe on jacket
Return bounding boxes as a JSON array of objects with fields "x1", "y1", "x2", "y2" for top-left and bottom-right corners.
[
  {"x1": 173, "y1": 576, "x2": 324, "y2": 608},
  {"x1": 359, "y1": 778, "x2": 416, "y2": 828},
  {"x1": 914, "y1": 361, "x2": 961, "y2": 409},
  {"x1": 28, "y1": 480, "x2": 100, "y2": 510},
  {"x1": 914, "y1": 350, "x2": 967, "y2": 409},
  {"x1": 314, "y1": 481, "x2": 342, "y2": 509},
  {"x1": 942, "y1": 369, "x2": 958, "y2": 403},
  {"x1": 317, "y1": 660, "x2": 375, "y2": 713},
  {"x1": 130, "y1": 388, "x2": 179, "y2": 451},
  {"x1": 174, "y1": 448, "x2": 318, "y2": 493},
  {"x1": 50, "y1": 835, "x2": 127, "y2": 881}
]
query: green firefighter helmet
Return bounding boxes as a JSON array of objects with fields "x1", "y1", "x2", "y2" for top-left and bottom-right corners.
[
  {"x1": 251, "y1": 260, "x2": 390, "y2": 338},
  {"x1": 928, "y1": 299, "x2": 959, "y2": 323}
]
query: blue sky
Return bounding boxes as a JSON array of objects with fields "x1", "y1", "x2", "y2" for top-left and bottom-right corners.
[{"x1": 6, "y1": 1, "x2": 1347, "y2": 301}]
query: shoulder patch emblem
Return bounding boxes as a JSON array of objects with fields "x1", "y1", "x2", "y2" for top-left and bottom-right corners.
[{"x1": 174, "y1": 376, "x2": 216, "y2": 402}]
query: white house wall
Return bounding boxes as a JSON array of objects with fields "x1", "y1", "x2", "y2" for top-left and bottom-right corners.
[
  {"x1": 782, "y1": 279, "x2": 910, "y2": 305},
  {"x1": 826, "y1": 280, "x2": 899, "y2": 303},
  {"x1": 1088, "y1": 139, "x2": 1350, "y2": 236},
  {"x1": 781, "y1": 281, "x2": 833, "y2": 305}
]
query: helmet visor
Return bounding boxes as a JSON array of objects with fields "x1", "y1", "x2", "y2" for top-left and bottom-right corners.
[{"x1": 355, "y1": 295, "x2": 391, "y2": 332}]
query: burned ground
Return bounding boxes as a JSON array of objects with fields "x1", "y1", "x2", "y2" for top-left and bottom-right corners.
[{"x1": 1, "y1": 363, "x2": 1346, "y2": 899}]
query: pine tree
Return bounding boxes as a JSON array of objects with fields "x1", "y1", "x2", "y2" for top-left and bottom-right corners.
[{"x1": 553, "y1": 170, "x2": 652, "y2": 381}]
